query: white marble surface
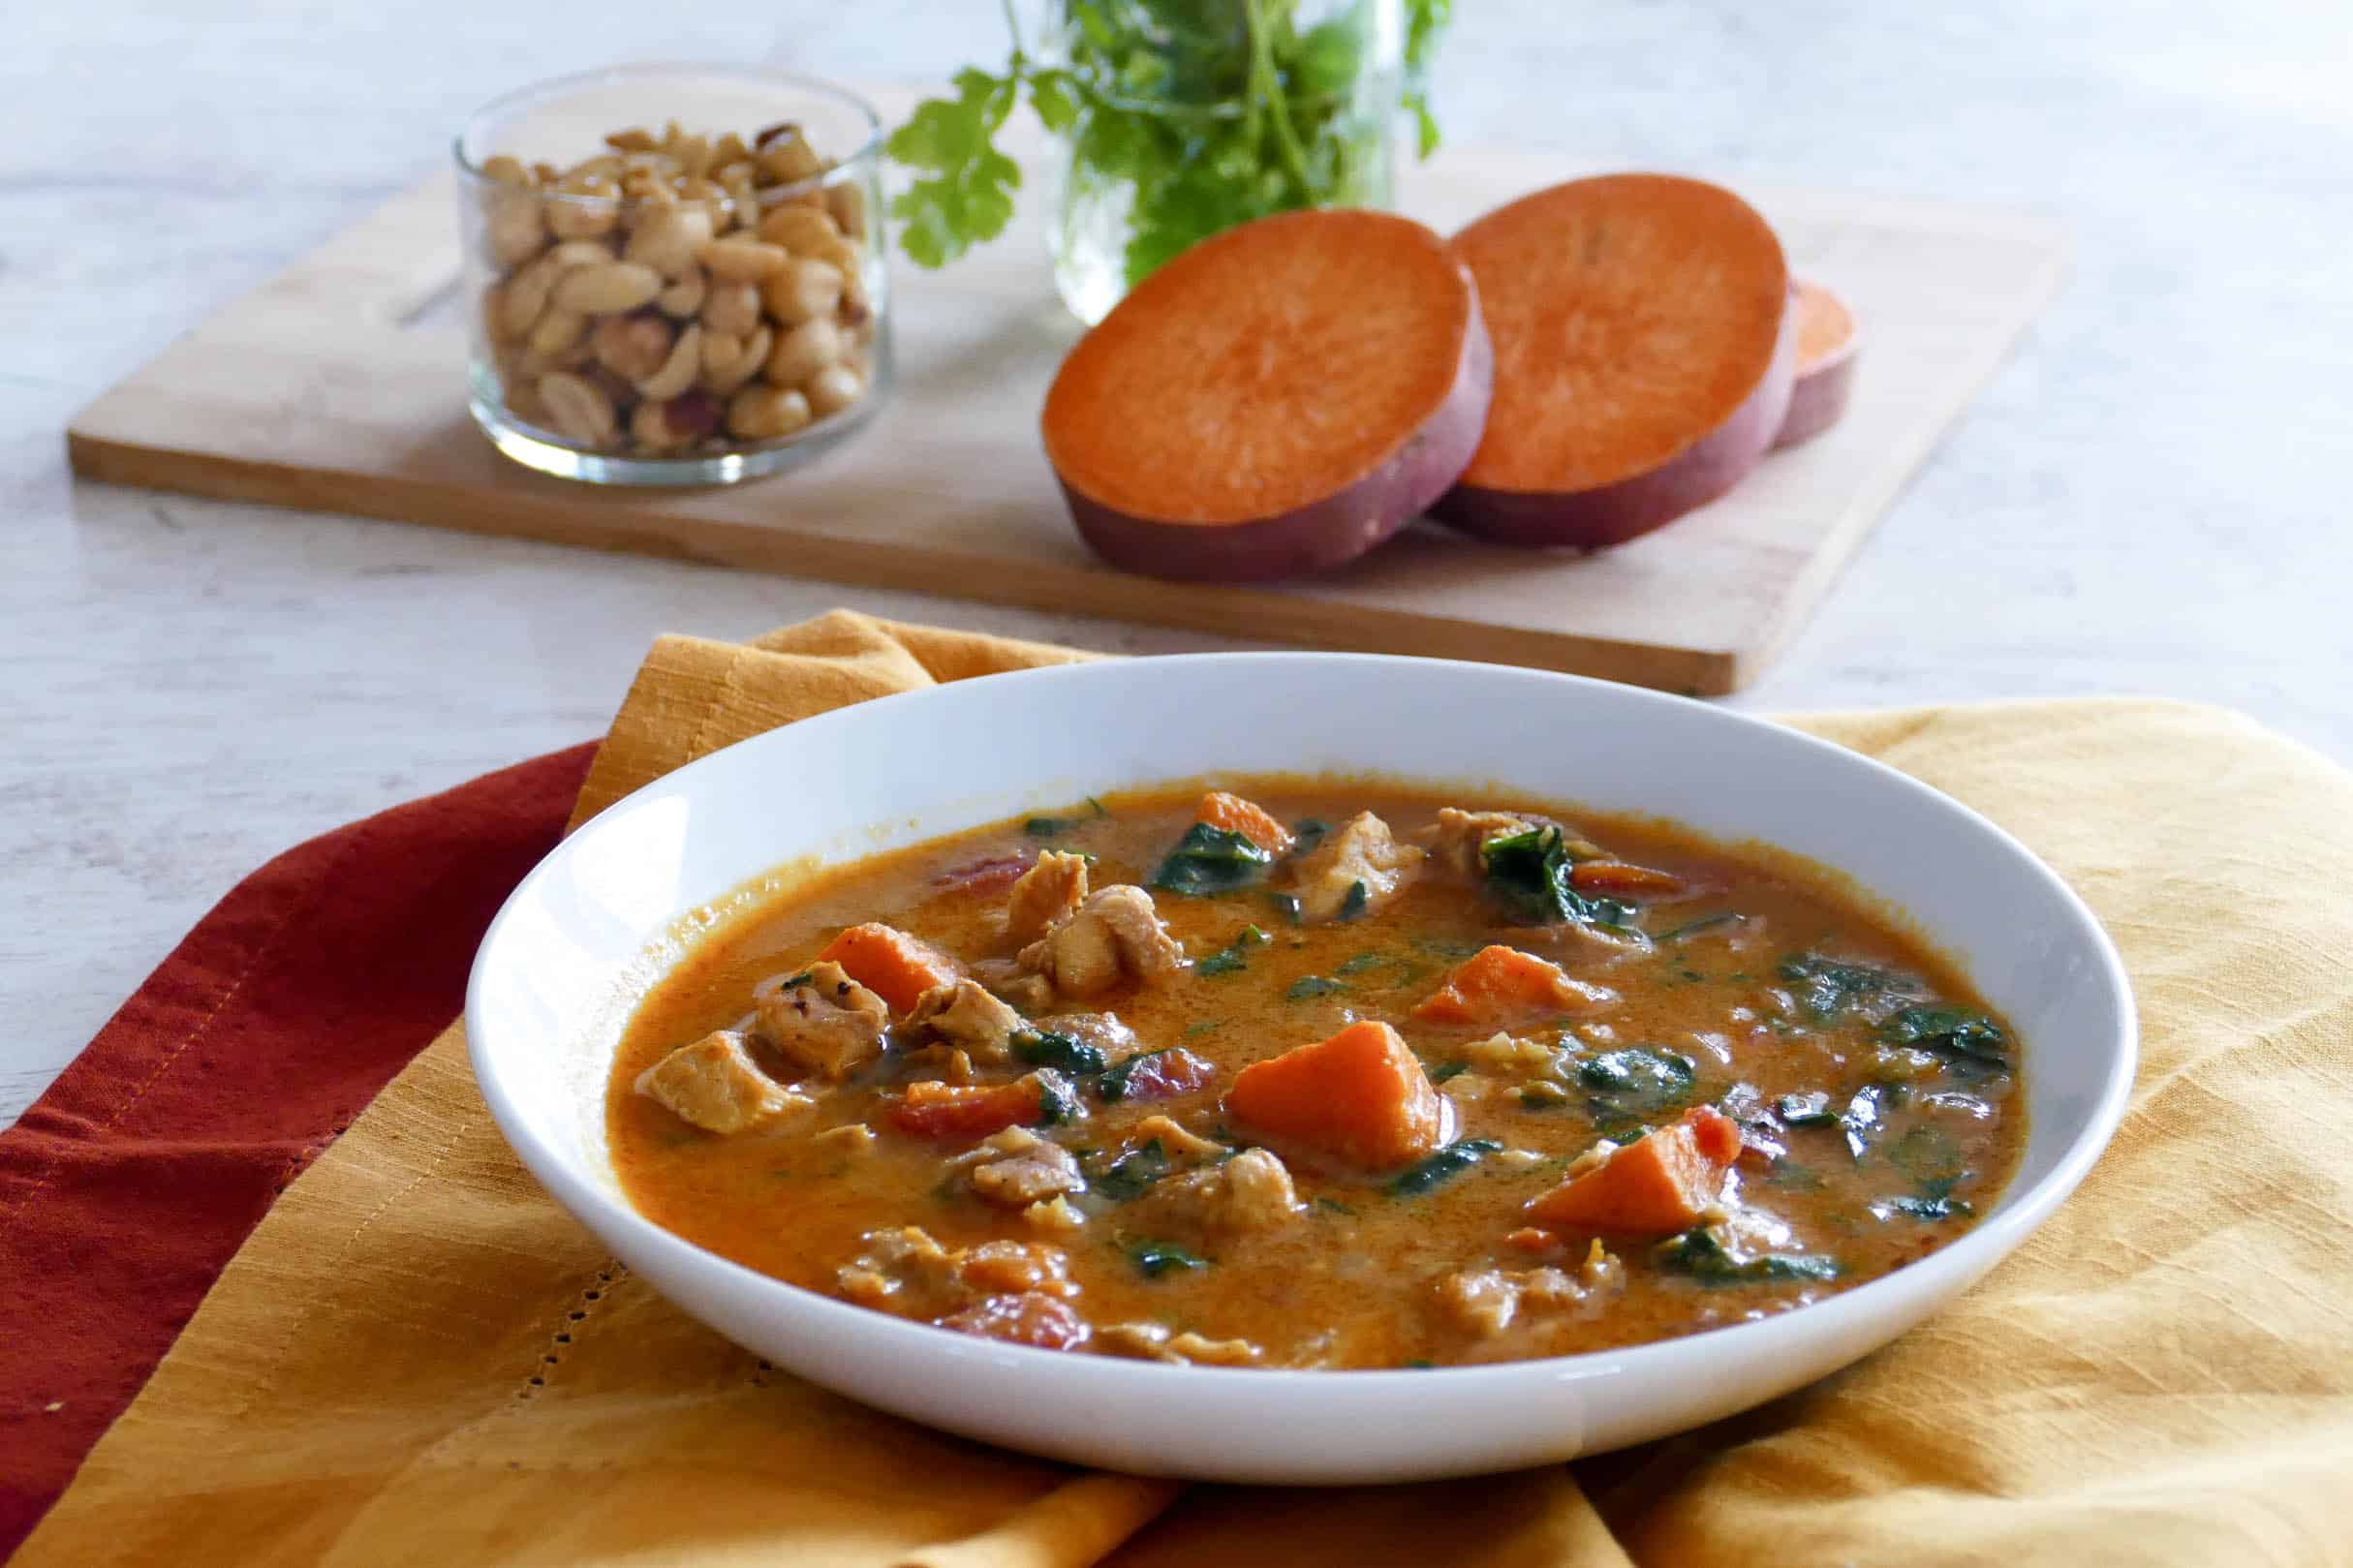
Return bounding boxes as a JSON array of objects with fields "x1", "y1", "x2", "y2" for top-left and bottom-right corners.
[{"x1": 6, "y1": 1, "x2": 2351, "y2": 1128}]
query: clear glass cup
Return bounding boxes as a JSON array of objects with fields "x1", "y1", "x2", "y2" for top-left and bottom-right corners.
[
  {"x1": 454, "y1": 64, "x2": 893, "y2": 486},
  {"x1": 1040, "y1": 0, "x2": 1406, "y2": 325}
]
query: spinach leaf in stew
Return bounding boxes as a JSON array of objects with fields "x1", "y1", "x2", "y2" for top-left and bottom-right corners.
[{"x1": 1154, "y1": 823, "x2": 1275, "y2": 896}]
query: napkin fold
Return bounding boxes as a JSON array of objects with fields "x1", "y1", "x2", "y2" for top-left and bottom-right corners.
[{"x1": 15, "y1": 610, "x2": 2353, "y2": 1567}]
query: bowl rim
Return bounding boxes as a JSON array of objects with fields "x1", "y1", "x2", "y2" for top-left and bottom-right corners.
[{"x1": 466, "y1": 650, "x2": 2138, "y2": 1397}]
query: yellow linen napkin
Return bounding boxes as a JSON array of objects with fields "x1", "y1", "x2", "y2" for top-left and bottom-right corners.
[{"x1": 21, "y1": 611, "x2": 2352, "y2": 1567}]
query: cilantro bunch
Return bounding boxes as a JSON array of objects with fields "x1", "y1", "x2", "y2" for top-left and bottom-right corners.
[{"x1": 886, "y1": 0, "x2": 1451, "y2": 288}]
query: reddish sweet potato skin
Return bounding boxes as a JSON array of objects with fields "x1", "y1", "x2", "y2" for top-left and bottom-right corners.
[
  {"x1": 1774, "y1": 356, "x2": 1853, "y2": 449},
  {"x1": 1774, "y1": 280, "x2": 1860, "y2": 450},
  {"x1": 1431, "y1": 294, "x2": 1798, "y2": 550},
  {"x1": 1060, "y1": 302, "x2": 1494, "y2": 583}
]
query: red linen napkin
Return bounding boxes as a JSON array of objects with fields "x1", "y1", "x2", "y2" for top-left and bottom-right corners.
[{"x1": 0, "y1": 743, "x2": 594, "y2": 1555}]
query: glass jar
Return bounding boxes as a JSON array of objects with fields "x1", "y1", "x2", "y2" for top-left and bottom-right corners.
[
  {"x1": 454, "y1": 65, "x2": 893, "y2": 486},
  {"x1": 1041, "y1": 0, "x2": 1407, "y2": 325}
]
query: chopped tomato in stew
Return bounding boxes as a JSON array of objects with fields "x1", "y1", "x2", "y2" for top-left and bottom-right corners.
[{"x1": 609, "y1": 780, "x2": 2025, "y2": 1369}]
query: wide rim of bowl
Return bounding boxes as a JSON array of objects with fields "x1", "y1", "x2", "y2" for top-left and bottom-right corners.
[
  {"x1": 466, "y1": 652, "x2": 2138, "y2": 1402},
  {"x1": 451, "y1": 61, "x2": 884, "y2": 201}
]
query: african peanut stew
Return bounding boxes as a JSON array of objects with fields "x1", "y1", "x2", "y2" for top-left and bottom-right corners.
[{"x1": 608, "y1": 780, "x2": 2026, "y2": 1369}]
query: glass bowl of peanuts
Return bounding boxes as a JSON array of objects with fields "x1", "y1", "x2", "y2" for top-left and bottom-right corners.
[{"x1": 456, "y1": 65, "x2": 890, "y2": 485}]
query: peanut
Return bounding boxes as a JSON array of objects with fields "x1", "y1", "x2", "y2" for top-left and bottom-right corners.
[
  {"x1": 699, "y1": 237, "x2": 789, "y2": 282},
  {"x1": 757, "y1": 202, "x2": 839, "y2": 254},
  {"x1": 527, "y1": 307, "x2": 588, "y2": 360},
  {"x1": 710, "y1": 132, "x2": 751, "y2": 172},
  {"x1": 562, "y1": 154, "x2": 626, "y2": 183},
  {"x1": 702, "y1": 323, "x2": 771, "y2": 395},
  {"x1": 480, "y1": 154, "x2": 534, "y2": 188},
  {"x1": 485, "y1": 190, "x2": 546, "y2": 268},
  {"x1": 719, "y1": 166, "x2": 759, "y2": 231},
  {"x1": 803, "y1": 363, "x2": 863, "y2": 417},
  {"x1": 726, "y1": 384, "x2": 813, "y2": 442},
  {"x1": 674, "y1": 175, "x2": 730, "y2": 232},
  {"x1": 808, "y1": 232, "x2": 862, "y2": 275},
  {"x1": 755, "y1": 127, "x2": 824, "y2": 186},
  {"x1": 539, "y1": 371, "x2": 618, "y2": 447},
  {"x1": 824, "y1": 183, "x2": 867, "y2": 240},
  {"x1": 545, "y1": 173, "x2": 620, "y2": 241},
  {"x1": 701, "y1": 277, "x2": 761, "y2": 337},
  {"x1": 592, "y1": 314, "x2": 674, "y2": 383},
  {"x1": 604, "y1": 127, "x2": 659, "y2": 153},
  {"x1": 496, "y1": 255, "x2": 558, "y2": 339},
  {"x1": 624, "y1": 205, "x2": 714, "y2": 279},
  {"x1": 546, "y1": 239, "x2": 619, "y2": 269},
  {"x1": 553, "y1": 260, "x2": 664, "y2": 315},
  {"x1": 636, "y1": 322, "x2": 703, "y2": 401},
  {"x1": 656, "y1": 266, "x2": 707, "y2": 319},
  {"x1": 764, "y1": 316, "x2": 842, "y2": 388},
  {"x1": 760, "y1": 258, "x2": 843, "y2": 326},
  {"x1": 631, "y1": 388, "x2": 724, "y2": 451}
]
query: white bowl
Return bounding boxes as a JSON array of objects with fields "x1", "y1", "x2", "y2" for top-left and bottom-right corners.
[{"x1": 467, "y1": 655, "x2": 2134, "y2": 1485}]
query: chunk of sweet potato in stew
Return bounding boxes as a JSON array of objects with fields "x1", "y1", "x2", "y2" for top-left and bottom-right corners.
[
  {"x1": 817, "y1": 923, "x2": 965, "y2": 1014},
  {"x1": 1194, "y1": 789, "x2": 1294, "y2": 854},
  {"x1": 1225, "y1": 1020, "x2": 1448, "y2": 1170},
  {"x1": 1525, "y1": 1107, "x2": 1743, "y2": 1237},
  {"x1": 1409, "y1": 944, "x2": 1615, "y2": 1028},
  {"x1": 890, "y1": 1071, "x2": 1081, "y2": 1141}
]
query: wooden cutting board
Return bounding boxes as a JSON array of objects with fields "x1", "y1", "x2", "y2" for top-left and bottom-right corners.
[{"x1": 66, "y1": 128, "x2": 2064, "y2": 694}]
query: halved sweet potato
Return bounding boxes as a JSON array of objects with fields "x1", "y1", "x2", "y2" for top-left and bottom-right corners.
[
  {"x1": 1773, "y1": 279, "x2": 1860, "y2": 448},
  {"x1": 1435, "y1": 174, "x2": 1796, "y2": 549},
  {"x1": 1225, "y1": 1020, "x2": 1447, "y2": 1170},
  {"x1": 1043, "y1": 208, "x2": 1493, "y2": 582}
]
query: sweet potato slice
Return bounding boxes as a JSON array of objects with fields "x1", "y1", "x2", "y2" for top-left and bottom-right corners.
[
  {"x1": 817, "y1": 922, "x2": 964, "y2": 1015},
  {"x1": 1773, "y1": 279, "x2": 1860, "y2": 448},
  {"x1": 1225, "y1": 1020, "x2": 1447, "y2": 1170},
  {"x1": 1043, "y1": 208, "x2": 1493, "y2": 582},
  {"x1": 1409, "y1": 944, "x2": 1613, "y2": 1028},
  {"x1": 1435, "y1": 173, "x2": 1796, "y2": 549},
  {"x1": 1195, "y1": 790, "x2": 1294, "y2": 855},
  {"x1": 1526, "y1": 1107, "x2": 1742, "y2": 1236}
]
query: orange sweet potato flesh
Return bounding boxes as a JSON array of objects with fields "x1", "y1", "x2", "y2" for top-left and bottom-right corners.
[
  {"x1": 1409, "y1": 944, "x2": 1591, "y2": 1028},
  {"x1": 1196, "y1": 790, "x2": 1294, "y2": 854},
  {"x1": 891, "y1": 1075, "x2": 1054, "y2": 1140},
  {"x1": 1226, "y1": 1020, "x2": 1448, "y2": 1171},
  {"x1": 1526, "y1": 1107, "x2": 1743, "y2": 1236},
  {"x1": 1043, "y1": 208, "x2": 1494, "y2": 582},
  {"x1": 1773, "y1": 279, "x2": 1860, "y2": 449},
  {"x1": 818, "y1": 923, "x2": 964, "y2": 1014},
  {"x1": 1435, "y1": 173, "x2": 1796, "y2": 550}
]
